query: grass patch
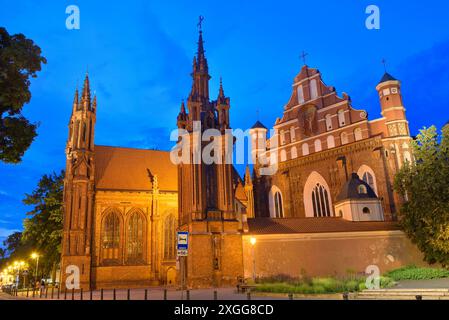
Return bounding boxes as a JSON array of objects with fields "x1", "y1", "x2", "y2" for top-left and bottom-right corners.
[
  {"x1": 253, "y1": 275, "x2": 395, "y2": 295},
  {"x1": 384, "y1": 265, "x2": 449, "y2": 281}
]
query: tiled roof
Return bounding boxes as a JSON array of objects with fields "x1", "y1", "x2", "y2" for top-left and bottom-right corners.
[
  {"x1": 379, "y1": 72, "x2": 397, "y2": 84},
  {"x1": 251, "y1": 120, "x2": 267, "y2": 129},
  {"x1": 336, "y1": 173, "x2": 378, "y2": 201},
  {"x1": 95, "y1": 145, "x2": 177, "y2": 191},
  {"x1": 247, "y1": 217, "x2": 400, "y2": 235}
]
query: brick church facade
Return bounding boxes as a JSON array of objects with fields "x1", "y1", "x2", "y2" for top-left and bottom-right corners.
[{"x1": 60, "y1": 24, "x2": 423, "y2": 290}]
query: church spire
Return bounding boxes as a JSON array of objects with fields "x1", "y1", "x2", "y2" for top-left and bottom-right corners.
[
  {"x1": 81, "y1": 73, "x2": 91, "y2": 110},
  {"x1": 72, "y1": 87, "x2": 79, "y2": 112},
  {"x1": 244, "y1": 165, "x2": 252, "y2": 186}
]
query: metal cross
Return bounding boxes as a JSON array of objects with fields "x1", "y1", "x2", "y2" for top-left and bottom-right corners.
[
  {"x1": 197, "y1": 16, "x2": 204, "y2": 31},
  {"x1": 382, "y1": 58, "x2": 387, "y2": 72},
  {"x1": 300, "y1": 51, "x2": 308, "y2": 65}
]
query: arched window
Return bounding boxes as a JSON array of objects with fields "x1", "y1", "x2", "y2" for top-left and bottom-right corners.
[
  {"x1": 358, "y1": 185, "x2": 368, "y2": 194},
  {"x1": 327, "y1": 135, "x2": 335, "y2": 149},
  {"x1": 102, "y1": 211, "x2": 121, "y2": 264},
  {"x1": 269, "y1": 186, "x2": 284, "y2": 218},
  {"x1": 314, "y1": 139, "x2": 322, "y2": 152},
  {"x1": 291, "y1": 146, "x2": 298, "y2": 159},
  {"x1": 354, "y1": 128, "x2": 363, "y2": 141},
  {"x1": 325, "y1": 114, "x2": 333, "y2": 131},
  {"x1": 280, "y1": 131, "x2": 286, "y2": 145},
  {"x1": 164, "y1": 214, "x2": 176, "y2": 260},
  {"x1": 297, "y1": 85, "x2": 305, "y2": 104},
  {"x1": 311, "y1": 183, "x2": 331, "y2": 217},
  {"x1": 302, "y1": 143, "x2": 309, "y2": 156},
  {"x1": 357, "y1": 165, "x2": 378, "y2": 196},
  {"x1": 338, "y1": 110, "x2": 346, "y2": 127},
  {"x1": 127, "y1": 212, "x2": 145, "y2": 264},
  {"x1": 290, "y1": 127, "x2": 296, "y2": 142},
  {"x1": 274, "y1": 192, "x2": 284, "y2": 218},
  {"x1": 340, "y1": 132, "x2": 348, "y2": 145},
  {"x1": 303, "y1": 171, "x2": 334, "y2": 217},
  {"x1": 310, "y1": 79, "x2": 318, "y2": 100},
  {"x1": 280, "y1": 149, "x2": 287, "y2": 162}
]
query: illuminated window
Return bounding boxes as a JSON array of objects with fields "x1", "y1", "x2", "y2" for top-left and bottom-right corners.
[
  {"x1": 302, "y1": 143, "x2": 309, "y2": 156},
  {"x1": 327, "y1": 135, "x2": 335, "y2": 149},
  {"x1": 274, "y1": 192, "x2": 284, "y2": 218},
  {"x1": 312, "y1": 184, "x2": 331, "y2": 217},
  {"x1": 314, "y1": 139, "x2": 322, "y2": 152},
  {"x1": 354, "y1": 128, "x2": 363, "y2": 141},
  {"x1": 127, "y1": 212, "x2": 145, "y2": 264},
  {"x1": 102, "y1": 211, "x2": 121, "y2": 265},
  {"x1": 291, "y1": 146, "x2": 298, "y2": 159}
]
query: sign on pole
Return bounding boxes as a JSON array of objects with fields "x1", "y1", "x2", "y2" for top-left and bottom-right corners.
[{"x1": 177, "y1": 231, "x2": 189, "y2": 257}]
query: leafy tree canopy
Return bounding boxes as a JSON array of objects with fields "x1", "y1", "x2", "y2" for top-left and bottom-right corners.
[
  {"x1": 0, "y1": 27, "x2": 46, "y2": 163},
  {"x1": 394, "y1": 125, "x2": 449, "y2": 266}
]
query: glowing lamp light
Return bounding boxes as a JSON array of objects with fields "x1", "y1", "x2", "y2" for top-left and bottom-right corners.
[{"x1": 250, "y1": 237, "x2": 257, "y2": 246}]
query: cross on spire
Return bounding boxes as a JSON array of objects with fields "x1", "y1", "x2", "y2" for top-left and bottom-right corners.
[
  {"x1": 300, "y1": 51, "x2": 308, "y2": 66},
  {"x1": 197, "y1": 15, "x2": 204, "y2": 31},
  {"x1": 382, "y1": 58, "x2": 387, "y2": 72}
]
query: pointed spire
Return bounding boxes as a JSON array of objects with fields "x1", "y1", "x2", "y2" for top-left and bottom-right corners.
[
  {"x1": 196, "y1": 21, "x2": 208, "y2": 72},
  {"x1": 218, "y1": 77, "x2": 225, "y2": 97},
  {"x1": 72, "y1": 87, "x2": 79, "y2": 112},
  {"x1": 180, "y1": 100, "x2": 186, "y2": 114},
  {"x1": 244, "y1": 165, "x2": 252, "y2": 186},
  {"x1": 92, "y1": 94, "x2": 97, "y2": 112},
  {"x1": 81, "y1": 73, "x2": 91, "y2": 110}
]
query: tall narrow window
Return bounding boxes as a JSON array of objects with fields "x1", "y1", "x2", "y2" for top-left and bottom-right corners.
[
  {"x1": 325, "y1": 114, "x2": 333, "y2": 131},
  {"x1": 102, "y1": 212, "x2": 120, "y2": 264},
  {"x1": 290, "y1": 127, "x2": 296, "y2": 142},
  {"x1": 312, "y1": 184, "x2": 331, "y2": 217},
  {"x1": 314, "y1": 139, "x2": 322, "y2": 152},
  {"x1": 297, "y1": 85, "x2": 305, "y2": 104},
  {"x1": 310, "y1": 79, "x2": 318, "y2": 100},
  {"x1": 280, "y1": 149, "x2": 287, "y2": 162},
  {"x1": 362, "y1": 172, "x2": 375, "y2": 193},
  {"x1": 274, "y1": 192, "x2": 284, "y2": 218},
  {"x1": 302, "y1": 143, "x2": 309, "y2": 156},
  {"x1": 291, "y1": 146, "x2": 298, "y2": 159},
  {"x1": 164, "y1": 214, "x2": 176, "y2": 260},
  {"x1": 127, "y1": 212, "x2": 145, "y2": 264},
  {"x1": 338, "y1": 110, "x2": 346, "y2": 127},
  {"x1": 341, "y1": 132, "x2": 348, "y2": 145},
  {"x1": 354, "y1": 128, "x2": 363, "y2": 141},
  {"x1": 327, "y1": 135, "x2": 335, "y2": 149}
]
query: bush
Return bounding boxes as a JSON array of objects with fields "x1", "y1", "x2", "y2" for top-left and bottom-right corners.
[{"x1": 384, "y1": 265, "x2": 449, "y2": 281}]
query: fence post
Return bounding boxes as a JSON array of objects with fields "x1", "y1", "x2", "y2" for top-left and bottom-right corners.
[
  {"x1": 164, "y1": 289, "x2": 167, "y2": 300},
  {"x1": 144, "y1": 289, "x2": 148, "y2": 301},
  {"x1": 51, "y1": 287, "x2": 54, "y2": 300},
  {"x1": 45, "y1": 287, "x2": 48, "y2": 299},
  {"x1": 342, "y1": 292, "x2": 349, "y2": 300},
  {"x1": 113, "y1": 288, "x2": 116, "y2": 300},
  {"x1": 32, "y1": 287, "x2": 35, "y2": 298},
  {"x1": 90, "y1": 289, "x2": 93, "y2": 301},
  {"x1": 288, "y1": 293, "x2": 293, "y2": 300},
  {"x1": 186, "y1": 290, "x2": 190, "y2": 300},
  {"x1": 26, "y1": 287, "x2": 29, "y2": 298},
  {"x1": 101, "y1": 288, "x2": 104, "y2": 300},
  {"x1": 80, "y1": 288, "x2": 83, "y2": 301},
  {"x1": 64, "y1": 288, "x2": 67, "y2": 300},
  {"x1": 71, "y1": 288, "x2": 75, "y2": 300},
  {"x1": 247, "y1": 291, "x2": 251, "y2": 300},
  {"x1": 214, "y1": 290, "x2": 218, "y2": 300},
  {"x1": 57, "y1": 287, "x2": 60, "y2": 300}
]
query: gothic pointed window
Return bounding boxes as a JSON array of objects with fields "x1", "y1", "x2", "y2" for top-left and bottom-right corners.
[
  {"x1": 311, "y1": 183, "x2": 331, "y2": 217},
  {"x1": 102, "y1": 211, "x2": 121, "y2": 265},
  {"x1": 164, "y1": 214, "x2": 176, "y2": 260},
  {"x1": 274, "y1": 192, "x2": 284, "y2": 218},
  {"x1": 126, "y1": 212, "x2": 145, "y2": 264}
]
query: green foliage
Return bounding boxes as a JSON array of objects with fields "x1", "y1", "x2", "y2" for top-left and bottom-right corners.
[
  {"x1": 0, "y1": 27, "x2": 46, "y2": 163},
  {"x1": 21, "y1": 171, "x2": 64, "y2": 277},
  {"x1": 253, "y1": 275, "x2": 395, "y2": 294},
  {"x1": 394, "y1": 125, "x2": 449, "y2": 266},
  {"x1": 385, "y1": 265, "x2": 449, "y2": 281}
]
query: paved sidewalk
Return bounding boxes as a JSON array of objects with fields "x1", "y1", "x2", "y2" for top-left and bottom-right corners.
[{"x1": 395, "y1": 278, "x2": 449, "y2": 289}]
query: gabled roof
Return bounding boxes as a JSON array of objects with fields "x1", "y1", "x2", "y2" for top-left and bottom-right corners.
[
  {"x1": 251, "y1": 120, "x2": 267, "y2": 129},
  {"x1": 94, "y1": 145, "x2": 177, "y2": 191},
  {"x1": 336, "y1": 173, "x2": 378, "y2": 202},
  {"x1": 379, "y1": 72, "x2": 397, "y2": 84}
]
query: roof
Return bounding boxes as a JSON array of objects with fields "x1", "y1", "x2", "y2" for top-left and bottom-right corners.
[
  {"x1": 379, "y1": 72, "x2": 397, "y2": 84},
  {"x1": 336, "y1": 173, "x2": 378, "y2": 202},
  {"x1": 247, "y1": 217, "x2": 400, "y2": 235},
  {"x1": 251, "y1": 120, "x2": 267, "y2": 130},
  {"x1": 94, "y1": 145, "x2": 177, "y2": 191}
]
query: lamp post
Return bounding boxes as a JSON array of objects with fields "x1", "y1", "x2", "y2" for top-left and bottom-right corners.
[
  {"x1": 250, "y1": 237, "x2": 257, "y2": 283},
  {"x1": 31, "y1": 252, "x2": 40, "y2": 283}
]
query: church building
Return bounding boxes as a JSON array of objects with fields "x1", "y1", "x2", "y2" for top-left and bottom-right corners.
[{"x1": 60, "y1": 23, "x2": 424, "y2": 290}]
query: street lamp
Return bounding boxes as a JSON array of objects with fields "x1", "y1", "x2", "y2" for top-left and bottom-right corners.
[
  {"x1": 250, "y1": 237, "x2": 257, "y2": 283},
  {"x1": 31, "y1": 252, "x2": 40, "y2": 283}
]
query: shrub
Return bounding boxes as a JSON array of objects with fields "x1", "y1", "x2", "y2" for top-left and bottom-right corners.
[{"x1": 384, "y1": 265, "x2": 449, "y2": 281}]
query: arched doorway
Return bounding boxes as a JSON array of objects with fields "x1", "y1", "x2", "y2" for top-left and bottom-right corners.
[{"x1": 166, "y1": 267, "x2": 177, "y2": 286}]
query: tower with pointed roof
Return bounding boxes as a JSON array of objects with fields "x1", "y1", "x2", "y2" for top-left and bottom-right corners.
[
  {"x1": 176, "y1": 21, "x2": 243, "y2": 288},
  {"x1": 61, "y1": 74, "x2": 97, "y2": 290}
]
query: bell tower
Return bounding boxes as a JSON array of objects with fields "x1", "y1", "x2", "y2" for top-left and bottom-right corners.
[
  {"x1": 176, "y1": 19, "x2": 243, "y2": 288},
  {"x1": 61, "y1": 74, "x2": 96, "y2": 290}
]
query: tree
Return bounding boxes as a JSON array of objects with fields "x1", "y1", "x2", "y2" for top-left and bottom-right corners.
[
  {"x1": 394, "y1": 125, "x2": 449, "y2": 266},
  {"x1": 2, "y1": 231, "x2": 22, "y2": 256},
  {"x1": 22, "y1": 171, "x2": 64, "y2": 279},
  {"x1": 0, "y1": 27, "x2": 47, "y2": 163}
]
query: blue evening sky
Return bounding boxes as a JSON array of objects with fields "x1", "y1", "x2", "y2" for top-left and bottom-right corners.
[{"x1": 1, "y1": 0, "x2": 449, "y2": 243}]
